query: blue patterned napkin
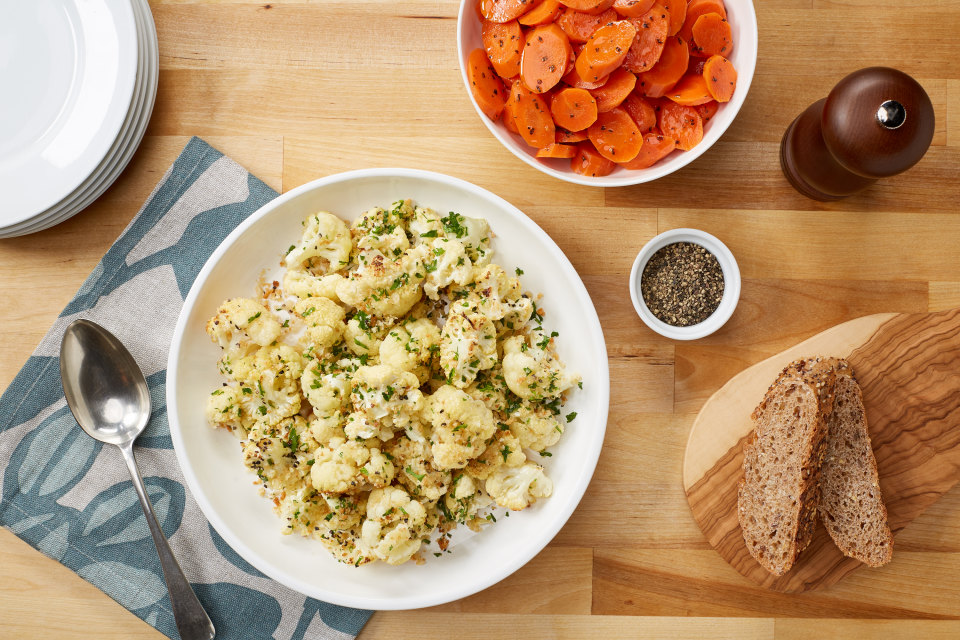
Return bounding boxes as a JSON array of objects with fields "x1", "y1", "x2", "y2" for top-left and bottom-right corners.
[{"x1": 0, "y1": 138, "x2": 372, "y2": 640}]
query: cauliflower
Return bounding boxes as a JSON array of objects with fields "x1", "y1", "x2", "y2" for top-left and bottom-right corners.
[
  {"x1": 439, "y1": 311, "x2": 497, "y2": 388},
  {"x1": 285, "y1": 212, "x2": 352, "y2": 272},
  {"x1": 311, "y1": 438, "x2": 395, "y2": 495},
  {"x1": 465, "y1": 368, "x2": 509, "y2": 416},
  {"x1": 204, "y1": 386, "x2": 251, "y2": 438},
  {"x1": 465, "y1": 264, "x2": 522, "y2": 322},
  {"x1": 343, "y1": 311, "x2": 394, "y2": 358},
  {"x1": 301, "y1": 358, "x2": 354, "y2": 417},
  {"x1": 308, "y1": 413, "x2": 346, "y2": 445},
  {"x1": 276, "y1": 488, "x2": 333, "y2": 537},
  {"x1": 242, "y1": 416, "x2": 311, "y2": 491},
  {"x1": 423, "y1": 237, "x2": 473, "y2": 300},
  {"x1": 466, "y1": 426, "x2": 525, "y2": 480},
  {"x1": 442, "y1": 473, "x2": 492, "y2": 526},
  {"x1": 335, "y1": 248, "x2": 426, "y2": 317},
  {"x1": 229, "y1": 345, "x2": 305, "y2": 425},
  {"x1": 317, "y1": 525, "x2": 375, "y2": 566},
  {"x1": 346, "y1": 365, "x2": 424, "y2": 440},
  {"x1": 387, "y1": 436, "x2": 451, "y2": 504},
  {"x1": 485, "y1": 462, "x2": 553, "y2": 511},
  {"x1": 379, "y1": 318, "x2": 440, "y2": 384},
  {"x1": 499, "y1": 297, "x2": 534, "y2": 335},
  {"x1": 502, "y1": 330, "x2": 580, "y2": 400},
  {"x1": 423, "y1": 385, "x2": 496, "y2": 470},
  {"x1": 294, "y1": 297, "x2": 346, "y2": 355},
  {"x1": 361, "y1": 486, "x2": 428, "y2": 565},
  {"x1": 509, "y1": 403, "x2": 564, "y2": 452},
  {"x1": 440, "y1": 211, "x2": 493, "y2": 266},
  {"x1": 408, "y1": 206, "x2": 443, "y2": 244},
  {"x1": 206, "y1": 298, "x2": 281, "y2": 362},
  {"x1": 283, "y1": 267, "x2": 343, "y2": 303}
]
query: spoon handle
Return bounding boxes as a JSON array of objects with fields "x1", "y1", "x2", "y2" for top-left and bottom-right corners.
[{"x1": 119, "y1": 442, "x2": 216, "y2": 640}]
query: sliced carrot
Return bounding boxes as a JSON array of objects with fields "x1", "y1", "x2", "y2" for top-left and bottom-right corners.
[
  {"x1": 588, "y1": 107, "x2": 644, "y2": 162},
  {"x1": 481, "y1": 0, "x2": 546, "y2": 23},
  {"x1": 661, "y1": 0, "x2": 686, "y2": 36},
  {"x1": 556, "y1": 7, "x2": 618, "y2": 43},
  {"x1": 521, "y1": 24, "x2": 573, "y2": 93},
  {"x1": 550, "y1": 87, "x2": 599, "y2": 131},
  {"x1": 512, "y1": 82, "x2": 556, "y2": 147},
  {"x1": 558, "y1": 0, "x2": 616, "y2": 14},
  {"x1": 468, "y1": 49, "x2": 507, "y2": 119},
  {"x1": 695, "y1": 100, "x2": 719, "y2": 124},
  {"x1": 621, "y1": 3, "x2": 669, "y2": 74},
  {"x1": 613, "y1": 0, "x2": 655, "y2": 18},
  {"x1": 590, "y1": 67, "x2": 636, "y2": 112},
  {"x1": 622, "y1": 93, "x2": 657, "y2": 132},
  {"x1": 617, "y1": 132, "x2": 676, "y2": 168},
  {"x1": 565, "y1": 42, "x2": 578, "y2": 74},
  {"x1": 658, "y1": 101, "x2": 703, "y2": 150},
  {"x1": 536, "y1": 142, "x2": 579, "y2": 158},
  {"x1": 575, "y1": 20, "x2": 637, "y2": 83},
  {"x1": 562, "y1": 63, "x2": 609, "y2": 89},
  {"x1": 571, "y1": 141, "x2": 618, "y2": 176},
  {"x1": 665, "y1": 73, "x2": 713, "y2": 106},
  {"x1": 691, "y1": 13, "x2": 732, "y2": 57},
  {"x1": 703, "y1": 54, "x2": 737, "y2": 102},
  {"x1": 687, "y1": 56, "x2": 706, "y2": 75},
  {"x1": 502, "y1": 105, "x2": 521, "y2": 133},
  {"x1": 556, "y1": 128, "x2": 590, "y2": 143},
  {"x1": 638, "y1": 34, "x2": 689, "y2": 98},
  {"x1": 679, "y1": 0, "x2": 726, "y2": 46},
  {"x1": 475, "y1": 0, "x2": 487, "y2": 21},
  {"x1": 519, "y1": 0, "x2": 565, "y2": 25},
  {"x1": 483, "y1": 20, "x2": 525, "y2": 78}
]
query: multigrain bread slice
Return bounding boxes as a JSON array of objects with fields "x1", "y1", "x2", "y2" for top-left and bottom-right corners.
[
  {"x1": 818, "y1": 360, "x2": 894, "y2": 567},
  {"x1": 738, "y1": 357, "x2": 838, "y2": 576}
]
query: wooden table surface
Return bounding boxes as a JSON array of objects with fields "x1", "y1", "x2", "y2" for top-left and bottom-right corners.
[{"x1": 3, "y1": 0, "x2": 960, "y2": 638}]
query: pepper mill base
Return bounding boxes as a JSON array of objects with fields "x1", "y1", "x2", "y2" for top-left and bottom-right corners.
[{"x1": 779, "y1": 116, "x2": 846, "y2": 202}]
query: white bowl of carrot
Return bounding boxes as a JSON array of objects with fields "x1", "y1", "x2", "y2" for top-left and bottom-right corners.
[{"x1": 457, "y1": 0, "x2": 758, "y2": 187}]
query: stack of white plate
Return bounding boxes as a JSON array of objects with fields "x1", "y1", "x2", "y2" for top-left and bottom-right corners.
[{"x1": 0, "y1": 0, "x2": 158, "y2": 238}]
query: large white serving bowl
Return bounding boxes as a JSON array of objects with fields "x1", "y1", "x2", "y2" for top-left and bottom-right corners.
[
  {"x1": 457, "y1": 0, "x2": 758, "y2": 187},
  {"x1": 167, "y1": 169, "x2": 610, "y2": 610}
]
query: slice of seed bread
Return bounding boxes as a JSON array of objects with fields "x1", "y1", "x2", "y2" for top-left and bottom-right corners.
[
  {"x1": 818, "y1": 360, "x2": 893, "y2": 567},
  {"x1": 738, "y1": 357, "x2": 838, "y2": 576}
]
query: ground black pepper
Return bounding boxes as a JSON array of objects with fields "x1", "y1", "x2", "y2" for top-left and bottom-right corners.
[{"x1": 640, "y1": 242, "x2": 724, "y2": 327}]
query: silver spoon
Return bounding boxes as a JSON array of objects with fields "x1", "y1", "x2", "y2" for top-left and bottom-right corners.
[{"x1": 60, "y1": 319, "x2": 215, "y2": 640}]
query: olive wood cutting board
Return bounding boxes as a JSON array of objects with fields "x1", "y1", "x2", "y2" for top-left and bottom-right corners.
[{"x1": 682, "y1": 308, "x2": 960, "y2": 592}]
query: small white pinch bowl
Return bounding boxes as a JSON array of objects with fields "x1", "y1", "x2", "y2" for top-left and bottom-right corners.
[{"x1": 629, "y1": 228, "x2": 741, "y2": 340}]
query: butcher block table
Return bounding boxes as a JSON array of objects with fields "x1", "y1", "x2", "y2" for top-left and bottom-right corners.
[{"x1": 3, "y1": 0, "x2": 960, "y2": 638}]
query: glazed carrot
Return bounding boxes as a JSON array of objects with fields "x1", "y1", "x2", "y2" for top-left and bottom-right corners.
[
  {"x1": 617, "y1": 132, "x2": 676, "y2": 168},
  {"x1": 665, "y1": 73, "x2": 713, "y2": 106},
  {"x1": 622, "y1": 93, "x2": 657, "y2": 132},
  {"x1": 575, "y1": 20, "x2": 637, "y2": 83},
  {"x1": 571, "y1": 141, "x2": 618, "y2": 176},
  {"x1": 562, "y1": 63, "x2": 609, "y2": 89},
  {"x1": 695, "y1": 100, "x2": 719, "y2": 123},
  {"x1": 501, "y1": 85, "x2": 521, "y2": 132},
  {"x1": 590, "y1": 67, "x2": 636, "y2": 112},
  {"x1": 519, "y1": 0, "x2": 565, "y2": 25},
  {"x1": 556, "y1": 128, "x2": 590, "y2": 143},
  {"x1": 691, "y1": 13, "x2": 732, "y2": 57},
  {"x1": 521, "y1": 24, "x2": 573, "y2": 93},
  {"x1": 613, "y1": 0, "x2": 655, "y2": 18},
  {"x1": 638, "y1": 34, "x2": 689, "y2": 97},
  {"x1": 621, "y1": 3, "x2": 669, "y2": 74},
  {"x1": 658, "y1": 101, "x2": 703, "y2": 150},
  {"x1": 679, "y1": 0, "x2": 726, "y2": 46},
  {"x1": 558, "y1": 0, "x2": 616, "y2": 14},
  {"x1": 475, "y1": 0, "x2": 487, "y2": 21},
  {"x1": 588, "y1": 107, "x2": 644, "y2": 161},
  {"x1": 481, "y1": 0, "x2": 546, "y2": 23},
  {"x1": 556, "y1": 7, "x2": 618, "y2": 43},
  {"x1": 703, "y1": 54, "x2": 737, "y2": 102},
  {"x1": 483, "y1": 20, "x2": 525, "y2": 78},
  {"x1": 550, "y1": 87, "x2": 599, "y2": 131},
  {"x1": 661, "y1": 0, "x2": 686, "y2": 36},
  {"x1": 536, "y1": 142, "x2": 579, "y2": 158},
  {"x1": 468, "y1": 49, "x2": 507, "y2": 119},
  {"x1": 512, "y1": 82, "x2": 556, "y2": 147}
]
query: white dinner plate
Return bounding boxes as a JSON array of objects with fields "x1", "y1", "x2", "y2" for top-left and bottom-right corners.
[
  {"x1": 0, "y1": 0, "x2": 138, "y2": 228},
  {"x1": 167, "y1": 169, "x2": 610, "y2": 610}
]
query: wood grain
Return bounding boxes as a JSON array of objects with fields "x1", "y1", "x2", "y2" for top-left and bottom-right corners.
[{"x1": 684, "y1": 308, "x2": 960, "y2": 592}]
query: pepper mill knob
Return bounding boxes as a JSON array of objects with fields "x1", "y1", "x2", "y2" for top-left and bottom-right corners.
[{"x1": 780, "y1": 67, "x2": 935, "y2": 201}]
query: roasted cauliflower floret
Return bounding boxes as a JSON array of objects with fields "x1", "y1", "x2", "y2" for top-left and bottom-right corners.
[
  {"x1": 423, "y1": 385, "x2": 497, "y2": 470},
  {"x1": 242, "y1": 416, "x2": 311, "y2": 491},
  {"x1": 343, "y1": 312, "x2": 394, "y2": 358},
  {"x1": 205, "y1": 386, "x2": 253, "y2": 438},
  {"x1": 440, "y1": 211, "x2": 493, "y2": 266},
  {"x1": 285, "y1": 212, "x2": 352, "y2": 272},
  {"x1": 467, "y1": 264, "x2": 523, "y2": 322},
  {"x1": 311, "y1": 438, "x2": 395, "y2": 495},
  {"x1": 408, "y1": 206, "x2": 443, "y2": 244},
  {"x1": 387, "y1": 436, "x2": 451, "y2": 504},
  {"x1": 423, "y1": 237, "x2": 473, "y2": 300},
  {"x1": 465, "y1": 368, "x2": 509, "y2": 415},
  {"x1": 502, "y1": 330, "x2": 580, "y2": 400},
  {"x1": 466, "y1": 426, "x2": 525, "y2": 480},
  {"x1": 509, "y1": 403, "x2": 564, "y2": 452},
  {"x1": 379, "y1": 318, "x2": 441, "y2": 384},
  {"x1": 308, "y1": 413, "x2": 346, "y2": 445},
  {"x1": 499, "y1": 296, "x2": 534, "y2": 334},
  {"x1": 336, "y1": 248, "x2": 426, "y2": 317},
  {"x1": 294, "y1": 297, "x2": 346, "y2": 355},
  {"x1": 442, "y1": 473, "x2": 492, "y2": 526},
  {"x1": 317, "y1": 525, "x2": 375, "y2": 566},
  {"x1": 361, "y1": 486, "x2": 428, "y2": 566},
  {"x1": 485, "y1": 462, "x2": 553, "y2": 511},
  {"x1": 206, "y1": 298, "x2": 281, "y2": 362},
  {"x1": 301, "y1": 358, "x2": 354, "y2": 416},
  {"x1": 230, "y1": 344, "x2": 305, "y2": 425},
  {"x1": 440, "y1": 311, "x2": 498, "y2": 388},
  {"x1": 282, "y1": 267, "x2": 343, "y2": 303},
  {"x1": 346, "y1": 365, "x2": 424, "y2": 441}
]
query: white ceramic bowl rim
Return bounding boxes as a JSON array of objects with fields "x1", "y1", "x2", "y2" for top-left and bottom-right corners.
[
  {"x1": 629, "y1": 228, "x2": 741, "y2": 340},
  {"x1": 167, "y1": 168, "x2": 611, "y2": 610},
  {"x1": 456, "y1": 0, "x2": 759, "y2": 187}
]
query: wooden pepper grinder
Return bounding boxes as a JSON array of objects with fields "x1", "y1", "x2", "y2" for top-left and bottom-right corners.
[{"x1": 780, "y1": 67, "x2": 935, "y2": 201}]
